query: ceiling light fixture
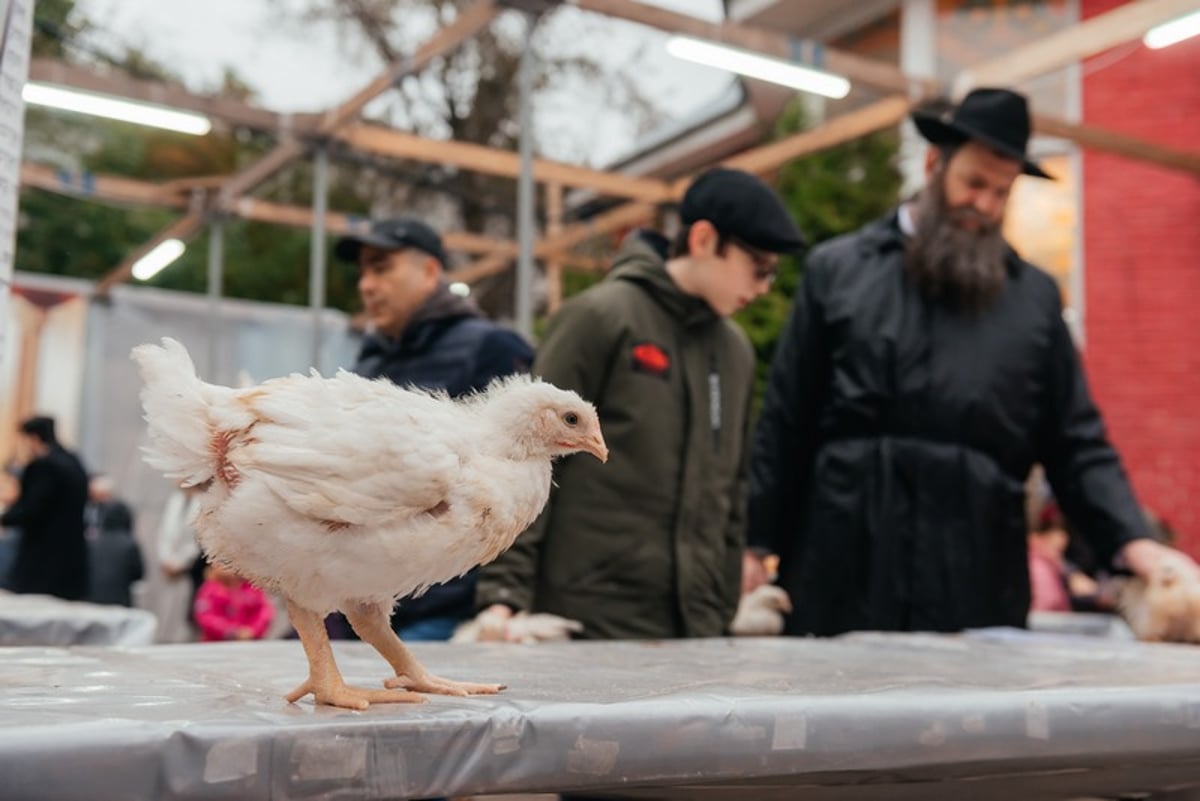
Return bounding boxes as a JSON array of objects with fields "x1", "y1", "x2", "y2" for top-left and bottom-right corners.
[
  {"x1": 665, "y1": 35, "x2": 851, "y2": 99},
  {"x1": 131, "y1": 239, "x2": 187, "y2": 281},
  {"x1": 22, "y1": 82, "x2": 213, "y2": 135}
]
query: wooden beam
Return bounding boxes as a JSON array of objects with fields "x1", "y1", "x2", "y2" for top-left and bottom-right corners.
[
  {"x1": 316, "y1": 0, "x2": 498, "y2": 134},
  {"x1": 722, "y1": 95, "x2": 914, "y2": 176},
  {"x1": 1033, "y1": 114, "x2": 1200, "y2": 175},
  {"x1": 228, "y1": 196, "x2": 605, "y2": 272},
  {"x1": 571, "y1": 0, "x2": 934, "y2": 97},
  {"x1": 537, "y1": 201, "x2": 658, "y2": 259},
  {"x1": 27, "y1": 58, "x2": 318, "y2": 134},
  {"x1": 954, "y1": 0, "x2": 1199, "y2": 96},
  {"x1": 450, "y1": 252, "x2": 513, "y2": 284},
  {"x1": 19, "y1": 162, "x2": 606, "y2": 278},
  {"x1": 100, "y1": 0, "x2": 499, "y2": 289},
  {"x1": 214, "y1": 139, "x2": 307, "y2": 208},
  {"x1": 338, "y1": 124, "x2": 675, "y2": 202},
  {"x1": 232, "y1": 197, "x2": 522, "y2": 255},
  {"x1": 96, "y1": 211, "x2": 206, "y2": 293},
  {"x1": 214, "y1": 0, "x2": 499, "y2": 210},
  {"x1": 160, "y1": 174, "x2": 235, "y2": 194},
  {"x1": 537, "y1": 96, "x2": 916, "y2": 261},
  {"x1": 20, "y1": 163, "x2": 188, "y2": 208}
]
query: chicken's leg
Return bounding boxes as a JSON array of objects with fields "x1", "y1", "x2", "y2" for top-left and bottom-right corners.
[
  {"x1": 283, "y1": 600, "x2": 426, "y2": 709},
  {"x1": 344, "y1": 601, "x2": 503, "y2": 696}
]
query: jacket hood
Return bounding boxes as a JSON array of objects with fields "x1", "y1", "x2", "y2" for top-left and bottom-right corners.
[{"x1": 608, "y1": 237, "x2": 719, "y2": 328}]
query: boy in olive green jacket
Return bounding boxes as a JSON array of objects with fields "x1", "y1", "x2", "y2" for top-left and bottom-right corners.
[{"x1": 476, "y1": 168, "x2": 805, "y2": 639}]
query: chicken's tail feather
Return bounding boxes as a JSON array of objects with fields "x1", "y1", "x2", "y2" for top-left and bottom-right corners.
[{"x1": 131, "y1": 337, "x2": 225, "y2": 487}]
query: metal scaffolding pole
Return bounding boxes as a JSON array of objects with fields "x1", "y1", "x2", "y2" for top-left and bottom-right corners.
[
  {"x1": 514, "y1": 14, "x2": 537, "y2": 339},
  {"x1": 206, "y1": 217, "x2": 224, "y2": 382},
  {"x1": 309, "y1": 145, "x2": 329, "y2": 370}
]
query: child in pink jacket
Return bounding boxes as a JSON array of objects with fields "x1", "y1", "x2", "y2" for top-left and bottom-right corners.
[{"x1": 193, "y1": 563, "x2": 275, "y2": 642}]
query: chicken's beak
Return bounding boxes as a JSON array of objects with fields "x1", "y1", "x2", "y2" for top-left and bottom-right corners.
[{"x1": 583, "y1": 432, "x2": 608, "y2": 463}]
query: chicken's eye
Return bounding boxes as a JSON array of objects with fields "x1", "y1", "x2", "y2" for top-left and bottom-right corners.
[{"x1": 563, "y1": 412, "x2": 579, "y2": 426}]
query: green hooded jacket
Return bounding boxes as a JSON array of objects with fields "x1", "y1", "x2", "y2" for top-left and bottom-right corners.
[{"x1": 476, "y1": 238, "x2": 755, "y2": 638}]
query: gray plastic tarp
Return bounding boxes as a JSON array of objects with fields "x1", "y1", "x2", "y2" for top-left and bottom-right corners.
[
  {"x1": 2, "y1": 633, "x2": 1200, "y2": 800},
  {"x1": 0, "y1": 591, "x2": 157, "y2": 646}
]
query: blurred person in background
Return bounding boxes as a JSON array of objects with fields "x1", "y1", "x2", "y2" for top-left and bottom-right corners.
[
  {"x1": 193, "y1": 562, "x2": 275, "y2": 642},
  {"x1": 0, "y1": 416, "x2": 90, "y2": 601},
  {"x1": 0, "y1": 470, "x2": 20, "y2": 589},
  {"x1": 748, "y1": 88, "x2": 1197, "y2": 637},
  {"x1": 334, "y1": 215, "x2": 533, "y2": 642},
  {"x1": 1027, "y1": 499, "x2": 1113, "y2": 613},
  {"x1": 85, "y1": 495, "x2": 145, "y2": 608},
  {"x1": 156, "y1": 484, "x2": 205, "y2": 640},
  {"x1": 476, "y1": 168, "x2": 806, "y2": 640},
  {"x1": 84, "y1": 474, "x2": 135, "y2": 537}
]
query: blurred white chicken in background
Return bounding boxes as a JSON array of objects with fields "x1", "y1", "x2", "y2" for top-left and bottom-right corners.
[
  {"x1": 132, "y1": 338, "x2": 607, "y2": 709},
  {"x1": 730, "y1": 584, "x2": 793, "y2": 636},
  {"x1": 452, "y1": 608, "x2": 584, "y2": 644},
  {"x1": 1119, "y1": 561, "x2": 1200, "y2": 644}
]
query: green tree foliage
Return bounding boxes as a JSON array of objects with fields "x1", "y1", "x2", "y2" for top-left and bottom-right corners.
[
  {"x1": 30, "y1": 0, "x2": 88, "y2": 59},
  {"x1": 733, "y1": 98, "x2": 903, "y2": 407}
]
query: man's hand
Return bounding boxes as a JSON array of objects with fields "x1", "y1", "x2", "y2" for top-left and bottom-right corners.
[
  {"x1": 742, "y1": 550, "x2": 770, "y2": 595},
  {"x1": 1119, "y1": 538, "x2": 1200, "y2": 581}
]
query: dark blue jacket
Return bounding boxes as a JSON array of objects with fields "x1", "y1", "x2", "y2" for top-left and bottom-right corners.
[{"x1": 354, "y1": 285, "x2": 533, "y2": 628}]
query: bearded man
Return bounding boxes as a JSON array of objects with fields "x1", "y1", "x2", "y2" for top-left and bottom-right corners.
[{"x1": 745, "y1": 88, "x2": 1196, "y2": 636}]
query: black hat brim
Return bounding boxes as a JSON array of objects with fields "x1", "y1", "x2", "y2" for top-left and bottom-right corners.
[
  {"x1": 333, "y1": 232, "x2": 404, "y2": 264},
  {"x1": 913, "y1": 113, "x2": 1053, "y2": 180}
]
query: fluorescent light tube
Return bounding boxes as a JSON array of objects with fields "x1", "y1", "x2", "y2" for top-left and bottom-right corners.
[
  {"x1": 1142, "y1": 10, "x2": 1200, "y2": 50},
  {"x1": 666, "y1": 35, "x2": 851, "y2": 99},
  {"x1": 132, "y1": 239, "x2": 186, "y2": 280},
  {"x1": 22, "y1": 82, "x2": 212, "y2": 135},
  {"x1": 1144, "y1": 10, "x2": 1200, "y2": 49}
]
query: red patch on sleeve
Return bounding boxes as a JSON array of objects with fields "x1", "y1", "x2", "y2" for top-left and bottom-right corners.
[{"x1": 632, "y1": 342, "x2": 670, "y2": 377}]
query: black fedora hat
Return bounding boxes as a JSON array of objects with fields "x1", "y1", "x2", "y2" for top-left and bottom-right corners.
[{"x1": 912, "y1": 87, "x2": 1052, "y2": 180}]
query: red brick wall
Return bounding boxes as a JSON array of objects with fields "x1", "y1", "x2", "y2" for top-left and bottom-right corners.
[{"x1": 1080, "y1": 0, "x2": 1200, "y2": 554}]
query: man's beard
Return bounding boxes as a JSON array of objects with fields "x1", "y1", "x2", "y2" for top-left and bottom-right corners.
[{"x1": 905, "y1": 172, "x2": 1009, "y2": 313}]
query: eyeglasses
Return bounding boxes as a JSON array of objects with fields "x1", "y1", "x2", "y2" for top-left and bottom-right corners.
[{"x1": 728, "y1": 237, "x2": 778, "y2": 284}]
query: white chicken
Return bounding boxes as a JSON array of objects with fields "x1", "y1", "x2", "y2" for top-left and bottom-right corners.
[
  {"x1": 1119, "y1": 562, "x2": 1200, "y2": 644},
  {"x1": 132, "y1": 338, "x2": 607, "y2": 709},
  {"x1": 730, "y1": 584, "x2": 793, "y2": 636}
]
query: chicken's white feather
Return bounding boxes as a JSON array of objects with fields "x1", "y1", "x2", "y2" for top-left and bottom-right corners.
[{"x1": 132, "y1": 337, "x2": 605, "y2": 616}]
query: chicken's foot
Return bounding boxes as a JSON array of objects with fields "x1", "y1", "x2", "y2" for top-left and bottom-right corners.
[
  {"x1": 345, "y1": 601, "x2": 504, "y2": 697},
  {"x1": 285, "y1": 600, "x2": 426, "y2": 709}
]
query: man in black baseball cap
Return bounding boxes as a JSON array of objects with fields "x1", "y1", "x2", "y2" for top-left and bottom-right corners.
[
  {"x1": 334, "y1": 216, "x2": 448, "y2": 270},
  {"x1": 475, "y1": 167, "x2": 806, "y2": 641},
  {"x1": 333, "y1": 215, "x2": 533, "y2": 643}
]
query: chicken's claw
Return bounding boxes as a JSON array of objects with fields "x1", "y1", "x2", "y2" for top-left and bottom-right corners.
[
  {"x1": 285, "y1": 678, "x2": 427, "y2": 709},
  {"x1": 383, "y1": 673, "x2": 505, "y2": 696}
]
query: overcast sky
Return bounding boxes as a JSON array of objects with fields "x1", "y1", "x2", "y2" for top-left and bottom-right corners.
[{"x1": 75, "y1": 0, "x2": 731, "y2": 165}]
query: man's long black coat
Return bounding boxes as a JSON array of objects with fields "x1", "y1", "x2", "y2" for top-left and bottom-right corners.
[
  {"x1": 1, "y1": 445, "x2": 90, "y2": 601},
  {"x1": 749, "y1": 212, "x2": 1146, "y2": 635}
]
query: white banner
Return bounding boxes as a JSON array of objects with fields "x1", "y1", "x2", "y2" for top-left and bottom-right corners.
[{"x1": 0, "y1": 0, "x2": 33, "y2": 379}]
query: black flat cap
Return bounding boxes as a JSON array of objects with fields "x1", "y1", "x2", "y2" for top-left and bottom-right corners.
[
  {"x1": 680, "y1": 168, "x2": 806, "y2": 255},
  {"x1": 334, "y1": 216, "x2": 448, "y2": 267}
]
